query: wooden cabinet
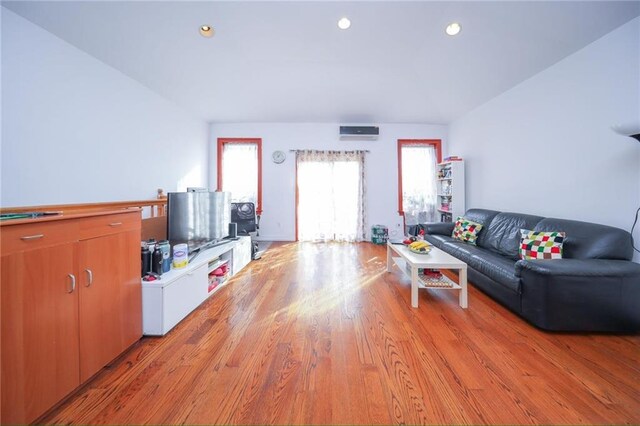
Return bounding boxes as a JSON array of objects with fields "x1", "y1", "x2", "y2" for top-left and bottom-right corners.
[
  {"x1": 1, "y1": 210, "x2": 142, "y2": 424},
  {"x1": 1, "y1": 243, "x2": 80, "y2": 424},
  {"x1": 78, "y1": 228, "x2": 141, "y2": 382}
]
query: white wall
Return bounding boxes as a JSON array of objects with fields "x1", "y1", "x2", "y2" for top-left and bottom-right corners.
[
  {"x1": 209, "y1": 123, "x2": 448, "y2": 241},
  {"x1": 449, "y1": 17, "x2": 640, "y2": 262},
  {"x1": 1, "y1": 9, "x2": 208, "y2": 207}
]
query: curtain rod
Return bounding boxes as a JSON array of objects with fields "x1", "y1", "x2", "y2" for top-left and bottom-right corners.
[{"x1": 289, "y1": 149, "x2": 370, "y2": 153}]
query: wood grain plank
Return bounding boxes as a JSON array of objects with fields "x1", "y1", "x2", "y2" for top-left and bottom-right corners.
[{"x1": 37, "y1": 242, "x2": 640, "y2": 425}]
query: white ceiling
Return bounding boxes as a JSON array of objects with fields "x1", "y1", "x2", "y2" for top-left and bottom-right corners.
[{"x1": 4, "y1": 1, "x2": 639, "y2": 124}]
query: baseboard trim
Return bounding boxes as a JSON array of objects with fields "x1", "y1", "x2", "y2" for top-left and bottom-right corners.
[{"x1": 252, "y1": 236, "x2": 295, "y2": 242}]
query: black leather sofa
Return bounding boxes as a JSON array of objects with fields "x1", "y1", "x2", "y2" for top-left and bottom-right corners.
[{"x1": 418, "y1": 209, "x2": 640, "y2": 332}]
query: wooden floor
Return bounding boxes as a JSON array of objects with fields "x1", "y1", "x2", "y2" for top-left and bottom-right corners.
[{"x1": 42, "y1": 242, "x2": 640, "y2": 425}]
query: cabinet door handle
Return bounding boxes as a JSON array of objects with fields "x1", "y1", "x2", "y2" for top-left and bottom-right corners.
[
  {"x1": 20, "y1": 234, "x2": 44, "y2": 241},
  {"x1": 109, "y1": 222, "x2": 122, "y2": 227},
  {"x1": 85, "y1": 269, "x2": 93, "y2": 287},
  {"x1": 67, "y1": 274, "x2": 76, "y2": 293}
]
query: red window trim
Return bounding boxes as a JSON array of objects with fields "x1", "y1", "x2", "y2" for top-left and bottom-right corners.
[
  {"x1": 295, "y1": 158, "x2": 299, "y2": 241},
  {"x1": 397, "y1": 139, "x2": 442, "y2": 216},
  {"x1": 216, "y1": 138, "x2": 263, "y2": 215}
]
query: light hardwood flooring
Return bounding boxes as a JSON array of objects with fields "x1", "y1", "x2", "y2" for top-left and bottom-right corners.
[{"x1": 41, "y1": 242, "x2": 640, "y2": 424}]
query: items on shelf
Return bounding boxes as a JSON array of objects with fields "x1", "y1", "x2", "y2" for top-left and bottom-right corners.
[
  {"x1": 157, "y1": 240, "x2": 171, "y2": 273},
  {"x1": 0, "y1": 211, "x2": 61, "y2": 221},
  {"x1": 436, "y1": 159, "x2": 465, "y2": 223},
  {"x1": 437, "y1": 167, "x2": 452, "y2": 179},
  {"x1": 172, "y1": 243, "x2": 189, "y2": 269},
  {"x1": 440, "y1": 212, "x2": 453, "y2": 222},
  {"x1": 141, "y1": 238, "x2": 169, "y2": 277},
  {"x1": 417, "y1": 268, "x2": 455, "y2": 288},
  {"x1": 208, "y1": 258, "x2": 230, "y2": 293},
  {"x1": 420, "y1": 269, "x2": 442, "y2": 279}
]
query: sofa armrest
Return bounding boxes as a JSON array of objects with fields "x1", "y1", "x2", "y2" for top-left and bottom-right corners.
[
  {"x1": 515, "y1": 259, "x2": 640, "y2": 278},
  {"x1": 423, "y1": 222, "x2": 455, "y2": 236},
  {"x1": 515, "y1": 259, "x2": 640, "y2": 332}
]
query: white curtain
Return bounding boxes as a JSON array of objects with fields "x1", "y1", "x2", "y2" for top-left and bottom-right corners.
[
  {"x1": 401, "y1": 145, "x2": 437, "y2": 226},
  {"x1": 297, "y1": 150, "x2": 366, "y2": 242},
  {"x1": 222, "y1": 143, "x2": 258, "y2": 205}
]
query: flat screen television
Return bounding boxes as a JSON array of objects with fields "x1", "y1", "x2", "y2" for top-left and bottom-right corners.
[{"x1": 167, "y1": 191, "x2": 231, "y2": 252}]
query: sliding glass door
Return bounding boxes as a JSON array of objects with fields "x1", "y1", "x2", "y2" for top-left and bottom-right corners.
[{"x1": 296, "y1": 150, "x2": 366, "y2": 242}]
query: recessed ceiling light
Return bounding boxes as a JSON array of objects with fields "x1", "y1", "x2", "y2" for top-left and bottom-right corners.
[
  {"x1": 338, "y1": 17, "x2": 351, "y2": 30},
  {"x1": 199, "y1": 25, "x2": 214, "y2": 38},
  {"x1": 446, "y1": 22, "x2": 461, "y2": 36}
]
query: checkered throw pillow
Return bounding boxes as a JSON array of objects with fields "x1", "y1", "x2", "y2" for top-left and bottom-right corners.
[
  {"x1": 519, "y1": 229, "x2": 565, "y2": 260},
  {"x1": 451, "y1": 216, "x2": 484, "y2": 245}
]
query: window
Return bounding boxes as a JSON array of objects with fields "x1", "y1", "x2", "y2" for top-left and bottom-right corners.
[
  {"x1": 216, "y1": 138, "x2": 262, "y2": 214},
  {"x1": 397, "y1": 139, "x2": 442, "y2": 227}
]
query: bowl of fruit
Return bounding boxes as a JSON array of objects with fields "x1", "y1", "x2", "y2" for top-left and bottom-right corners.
[{"x1": 408, "y1": 240, "x2": 432, "y2": 254}]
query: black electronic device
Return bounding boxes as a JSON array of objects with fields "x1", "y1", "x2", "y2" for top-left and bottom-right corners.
[
  {"x1": 339, "y1": 126, "x2": 379, "y2": 138},
  {"x1": 231, "y1": 202, "x2": 257, "y2": 235},
  {"x1": 167, "y1": 191, "x2": 231, "y2": 252},
  {"x1": 228, "y1": 222, "x2": 238, "y2": 239}
]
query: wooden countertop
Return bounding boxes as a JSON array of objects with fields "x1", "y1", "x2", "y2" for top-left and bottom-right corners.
[{"x1": 0, "y1": 208, "x2": 141, "y2": 227}]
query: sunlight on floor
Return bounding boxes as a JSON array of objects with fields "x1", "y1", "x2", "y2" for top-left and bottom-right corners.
[
  {"x1": 247, "y1": 242, "x2": 389, "y2": 319},
  {"x1": 275, "y1": 271, "x2": 385, "y2": 319}
]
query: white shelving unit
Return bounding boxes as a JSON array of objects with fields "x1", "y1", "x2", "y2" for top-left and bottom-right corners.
[
  {"x1": 141, "y1": 236, "x2": 252, "y2": 336},
  {"x1": 393, "y1": 257, "x2": 462, "y2": 289},
  {"x1": 436, "y1": 160, "x2": 465, "y2": 222}
]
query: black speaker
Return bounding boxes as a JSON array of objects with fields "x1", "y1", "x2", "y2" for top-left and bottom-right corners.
[
  {"x1": 228, "y1": 222, "x2": 237, "y2": 239},
  {"x1": 231, "y1": 202, "x2": 257, "y2": 235},
  {"x1": 231, "y1": 202, "x2": 255, "y2": 221}
]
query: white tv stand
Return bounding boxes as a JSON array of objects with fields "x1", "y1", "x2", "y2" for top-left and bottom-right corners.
[{"x1": 141, "y1": 236, "x2": 252, "y2": 336}]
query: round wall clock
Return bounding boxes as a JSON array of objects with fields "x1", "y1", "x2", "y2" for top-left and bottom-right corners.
[{"x1": 272, "y1": 150, "x2": 286, "y2": 164}]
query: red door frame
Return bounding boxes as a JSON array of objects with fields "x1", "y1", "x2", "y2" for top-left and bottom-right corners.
[
  {"x1": 295, "y1": 157, "x2": 299, "y2": 241},
  {"x1": 397, "y1": 139, "x2": 442, "y2": 229},
  {"x1": 216, "y1": 138, "x2": 263, "y2": 215}
]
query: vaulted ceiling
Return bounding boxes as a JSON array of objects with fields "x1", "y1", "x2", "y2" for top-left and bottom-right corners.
[{"x1": 4, "y1": 1, "x2": 639, "y2": 123}]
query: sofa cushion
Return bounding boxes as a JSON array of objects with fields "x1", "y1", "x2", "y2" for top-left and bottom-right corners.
[
  {"x1": 481, "y1": 212, "x2": 544, "y2": 259},
  {"x1": 534, "y1": 218, "x2": 633, "y2": 260},
  {"x1": 451, "y1": 216, "x2": 484, "y2": 245},
  {"x1": 462, "y1": 209, "x2": 500, "y2": 247},
  {"x1": 440, "y1": 240, "x2": 521, "y2": 293},
  {"x1": 519, "y1": 229, "x2": 565, "y2": 260}
]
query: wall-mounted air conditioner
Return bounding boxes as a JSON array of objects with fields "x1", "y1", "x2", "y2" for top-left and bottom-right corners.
[{"x1": 339, "y1": 126, "x2": 379, "y2": 140}]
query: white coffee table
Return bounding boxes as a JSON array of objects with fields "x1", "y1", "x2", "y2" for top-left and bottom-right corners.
[{"x1": 386, "y1": 241, "x2": 468, "y2": 308}]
